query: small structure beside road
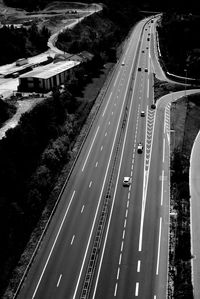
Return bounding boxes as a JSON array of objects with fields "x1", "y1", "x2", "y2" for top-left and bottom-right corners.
[{"x1": 18, "y1": 60, "x2": 80, "y2": 92}]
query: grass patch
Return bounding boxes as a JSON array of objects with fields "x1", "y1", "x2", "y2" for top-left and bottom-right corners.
[{"x1": 154, "y1": 76, "x2": 189, "y2": 102}]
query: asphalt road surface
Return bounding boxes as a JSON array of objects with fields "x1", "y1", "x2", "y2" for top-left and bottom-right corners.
[{"x1": 18, "y1": 17, "x2": 171, "y2": 299}]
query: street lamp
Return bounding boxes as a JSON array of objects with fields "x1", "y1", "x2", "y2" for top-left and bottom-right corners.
[
  {"x1": 184, "y1": 68, "x2": 190, "y2": 111},
  {"x1": 184, "y1": 68, "x2": 187, "y2": 98}
]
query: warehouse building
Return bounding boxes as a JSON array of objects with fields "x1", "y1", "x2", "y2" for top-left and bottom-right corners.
[{"x1": 18, "y1": 60, "x2": 80, "y2": 92}]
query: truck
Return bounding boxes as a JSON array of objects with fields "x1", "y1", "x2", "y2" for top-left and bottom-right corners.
[{"x1": 16, "y1": 58, "x2": 28, "y2": 66}]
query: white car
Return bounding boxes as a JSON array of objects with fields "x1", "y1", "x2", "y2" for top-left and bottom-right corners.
[
  {"x1": 121, "y1": 62, "x2": 125, "y2": 66},
  {"x1": 123, "y1": 177, "x2": 131, "y2": 186},
  {"x1": 141, "y1": 110, "x2": 145, "y2": 117},
  {"x1": 137, "y1": 143, "x2": 143, "y2": 153}
]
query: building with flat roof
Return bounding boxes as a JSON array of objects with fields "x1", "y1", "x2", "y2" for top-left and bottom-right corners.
[{"x1": 18, "y1": 60, "x2": 80, "y2": 92}]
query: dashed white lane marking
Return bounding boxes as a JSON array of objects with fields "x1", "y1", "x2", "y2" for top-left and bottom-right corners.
[
  {"x1": 112, "y1": 111, "x2": 114, "y2": 115},
  {"x1": 89, "y1": 181, "x2": 92, "y2": 188},
  {"x1": 135, "y1": 282, "x2": 139, "y2": 296},
  {"x1": 32, "y1": 190, "x2": 76, "y2": 298},
  {"x1": 137, "y1": 260, "x2": 141, "y2": 273},
  {"x1": 119, "y1": 253, "x2": 122, "y2": 265},
  {"x1": 125, "y1": 209, "x2": 128, "y2": 218},
  {"x1": 71, "y1": 235, "x2": 75, "y2": 245},
  {"x1": 56, "y1": 274, "x2": 62, "y2": 287},
  {"x1": 121, "y1": 240, "x2": 124, "y2": 252},
  {"x1": 127, "y1": 200, "x2": 129, "y2": 208},
  {"x1": 101, "y1": 145, "x2": 103, "y2": 151},
  {"x1": 108, "y1": 121, "x2": 110, "y2": 126},
  {"x1": 105, "y1": 132, "x2": 107, "y2": 137},
  {"x1": 124, "y1": 219, "x2": 127, "y2": 228},
  {"x1": 95, "y1": 161, "x2": 98, "y2": 167},
  {"x1": 114, "y1": 282, "x2": 118, "y2": 296},
  {"x1": 122, "y1": 229, "x2": 126, "y2": 240},
  {"x1": 81, "y1": 205, "x2": 85, "y2": 214},
  {"x1": 117, "y1": 267, "x2": 120, "y2": 280},
  {"x1": 128, "y1": 192, "x2": 130, "y2": 200}
]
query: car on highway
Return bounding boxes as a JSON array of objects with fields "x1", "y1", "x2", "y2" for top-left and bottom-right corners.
[
  {"x1": 121, "y1": 62, "x2": 125, "y2": 66},
  {"x1": 12, "y1": 72, "x2": 19, "y2": 78},
  {"x1": 137, "y1": 142, "x2": 143, "y2": 153},
  {"x1": 145, "y1": 68, "x2": 148, "y2": 72},
  {"x1": 141, "y1": 110, "x2": 145, "y2": 117},
  {"x1": 138, "y1": 67, "x2": 142, "y2": 71},
  {"x1": 142, "y1": 50, "x2": 145, "y2": 53},
  {"x1": 123, "y1": 177, "x2": 131, "y2": 186}
]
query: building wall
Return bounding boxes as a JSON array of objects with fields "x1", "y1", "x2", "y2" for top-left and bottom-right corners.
[{"x1": 18, "y1": 64, "x2": 79, "y2": 92}]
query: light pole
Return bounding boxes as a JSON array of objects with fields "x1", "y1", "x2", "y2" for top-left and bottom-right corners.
[
  {"x1": 184, "y1": 67, "x2": 190, "y2": 112},
  {"x1": 184, "y1": 68, "x2": 187, "y2": 98}
]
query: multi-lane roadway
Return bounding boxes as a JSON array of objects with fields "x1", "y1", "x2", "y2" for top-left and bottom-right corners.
[{"x1": 18, "y1": 16, "x2": 171, "y2": 299}]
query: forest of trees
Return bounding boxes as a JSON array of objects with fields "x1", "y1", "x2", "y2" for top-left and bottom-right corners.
[
  {"x1": 158, "y1": 13, "x2": 200, "y2": 78},
  {"x1": 0, "y1": 58, "x2": 104, "y2": 296},
  {"x1": 170, "y1": 150, "x2": 193, "y2": 298},
  {"x1": 0, "y1": 24, "x2": 50, "y2": 66},
  {"x1": 0, "y1": 98, "x2": 16, "y2": 126},
  {"x1": 3, "y1": 0, "x2": 200, "y2": 13}
]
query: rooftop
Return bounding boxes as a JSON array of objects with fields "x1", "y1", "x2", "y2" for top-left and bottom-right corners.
[{"x1": 20, "y1": 60, "x2": 80, "y2": 80}]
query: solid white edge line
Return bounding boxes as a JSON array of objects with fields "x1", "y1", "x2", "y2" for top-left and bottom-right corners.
[
  {"x1": 161, "y1": 170, "x2": 164, "y2": 206},
  {"x1": 163, "y1": 138, "x2": 165, "y2": 163},
  {"x1": 32, "y1": 190, "x2": 76, "y2": 298},
  {"x1": 102, "y1": 92, "x2": 112, "y2": 117},
  {"x1": 156, "y1": 217, "x2": 162, "y2": 275},
  {"x1": 113, "y1": 72, "x2": 120, "y2": 87},
  {"x1": 82, "y1": 126, "x2": 100, "y2": 172}
]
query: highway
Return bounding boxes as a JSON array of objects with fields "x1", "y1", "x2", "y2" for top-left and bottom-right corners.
[{"x1": 17, "y1": 17, "x2": 170, "y2": 299}]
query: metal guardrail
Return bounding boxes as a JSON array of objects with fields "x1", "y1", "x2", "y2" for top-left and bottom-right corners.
[{"x1": 80, "y1": 196, "x2": 110, "y2": 299}]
